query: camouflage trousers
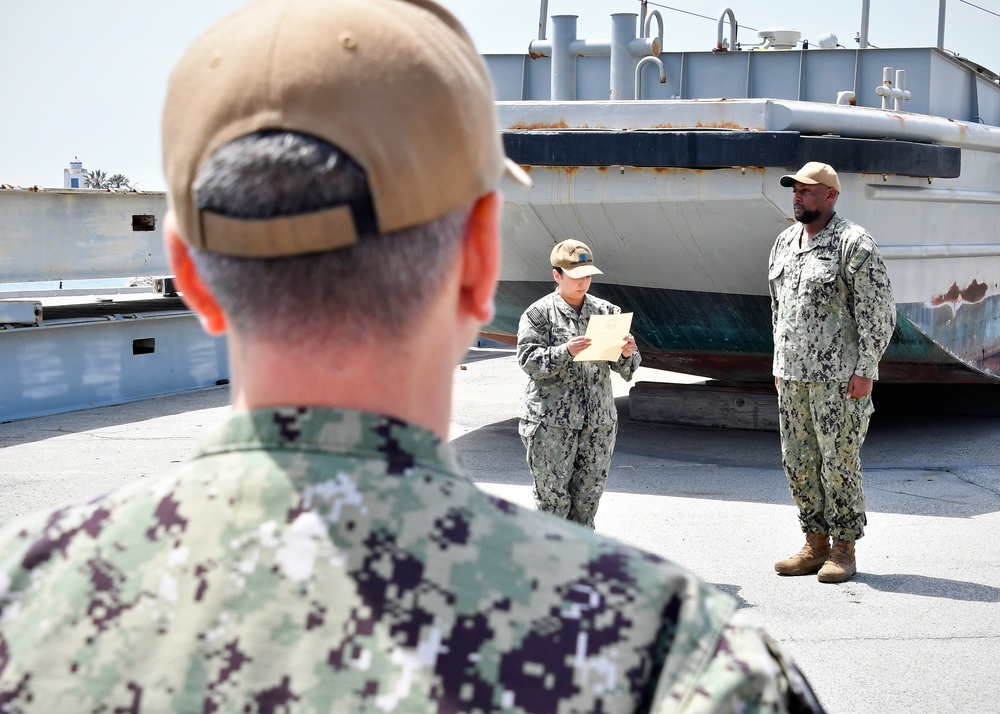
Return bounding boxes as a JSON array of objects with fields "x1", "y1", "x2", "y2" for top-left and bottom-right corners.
[
  {"x1": 777, "y1": 379, "x2": 872, "y2": 541},
  {"x1": 518, "y1": 420, "x2": 617, "y2": 529}
]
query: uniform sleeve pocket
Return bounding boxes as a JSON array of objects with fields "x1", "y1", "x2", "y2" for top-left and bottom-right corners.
[
  {"x1": 518, "y1": 420, "x2": 540, "y2": 440},
  {"x1": 768, "y1": 261, "x2": 785, "y2": 281}
]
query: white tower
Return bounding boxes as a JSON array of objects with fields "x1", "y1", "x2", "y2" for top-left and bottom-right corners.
[{"x1": 64, "y1": 157, "x2": 87, "y2": 189}]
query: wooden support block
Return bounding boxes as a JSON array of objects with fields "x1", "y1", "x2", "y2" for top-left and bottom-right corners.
[{"x1": 629, "y1": 380, "x2": 779, "y2": 431}]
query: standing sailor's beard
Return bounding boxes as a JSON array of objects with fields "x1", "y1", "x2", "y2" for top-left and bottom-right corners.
[{"x1": 794, "y1": 206, "x2": 821, "y2": 224}]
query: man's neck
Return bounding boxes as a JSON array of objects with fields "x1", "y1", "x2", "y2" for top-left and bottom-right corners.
[
  {"x1": 226, "y1": 331, "x2": 457, "y2": 440},
  {"x1": 800, "y1": 211, "x2": 835, "y2": 244}
]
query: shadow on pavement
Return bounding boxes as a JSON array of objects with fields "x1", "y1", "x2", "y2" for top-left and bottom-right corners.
[
  {"x1": 0, "y1": 386, "x2": 232, "y2": 450},
  {"x1": 858, "y1": 573, "x2": 1000, "y2": 603},
  {"x1": 456, "y1": 396, "x2": 1000, "y2": 520},
  {"x1": 709, "y1": 583, "x2": 754, "y2": 609},
  {"x1": 461, "y1": 346, "x2": 516, "y2": 365}
]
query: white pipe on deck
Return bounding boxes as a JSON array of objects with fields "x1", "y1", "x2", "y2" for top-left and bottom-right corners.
[
  {"x1": 716, "y1": 8, "x2": 737, "y2": 51},
  {"x1": 767, "y1": 100, "x2": 996, "y2": 151},
  {"x1": 859, "y1": 0, "x2": 871, "y2": 48},
  {"x1": 643, "y1": 9, "x2": 663, "y2": 53},
  {"x1": 635, "y1": 56, "x2": 666, "y2": 100},
  {"x1": 937, "y1": 0, "x2": 947, "y2": 49}
]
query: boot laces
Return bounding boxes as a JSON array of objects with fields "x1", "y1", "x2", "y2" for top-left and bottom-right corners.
[{"x1": 829, "y1": 543, "x2": 852, "y2": 566}]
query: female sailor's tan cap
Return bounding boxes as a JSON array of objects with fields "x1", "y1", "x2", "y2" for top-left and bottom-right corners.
[
  {"x1": 550, "y1": 239, "x2": 603, "y2": 279},
  {"x1": 162, "y1": 0, "x2": 530, "y2": 257}
]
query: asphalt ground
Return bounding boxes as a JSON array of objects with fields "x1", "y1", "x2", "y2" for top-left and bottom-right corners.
[{"x1": 2, "y1": 347, "x2": 999, "y2": 713}]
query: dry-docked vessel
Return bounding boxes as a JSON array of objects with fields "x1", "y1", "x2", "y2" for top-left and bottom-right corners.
[
  {"x1": 3, "y1": 1, "x2": 1000, "y2": 422},
  {"x1": 485, "y1": 1, "x2": 1000, "y2": 384}
]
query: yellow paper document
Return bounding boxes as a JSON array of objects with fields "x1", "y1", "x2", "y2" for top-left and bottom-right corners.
[{"x1": 574, "y1": 312, "x2": 633, "y2": 362}]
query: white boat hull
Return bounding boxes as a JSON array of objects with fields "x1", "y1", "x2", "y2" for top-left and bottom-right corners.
[{"x1": 484, "y1": 39, "x2": 1000, "y2": 383}]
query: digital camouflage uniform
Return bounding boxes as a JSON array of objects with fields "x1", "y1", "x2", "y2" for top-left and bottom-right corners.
[
  {"x1": 517, "y1": 290, "x2": 640, "y2": 528},
  {"x1": 0, "y1": 407, "x2": 823, "y2": 713},
  {"x1": 768, "y1": 213, "x2": 896, "y2": 541}
]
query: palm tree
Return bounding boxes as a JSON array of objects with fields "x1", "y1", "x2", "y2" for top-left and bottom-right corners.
[
  {"x1": 107, "y1": 174, "x2": 133, "y2": 190},
  {"x1": 84, "y1": 169, "x2": 108, "y2": 189},
  {"x1": 83, "y1": 169, "x2": 135, "y2": 190}
]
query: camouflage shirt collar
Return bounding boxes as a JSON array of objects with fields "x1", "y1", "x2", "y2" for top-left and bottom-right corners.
[
  {"x1": 552, "y1": 288, "x2": 597, "y2": 319},
  {"x1": 789, "y1": 213, "x2": 843, "y2": 252},
  {"x1": 191, "y1": 406, "x2": 464, "y2": 477}
]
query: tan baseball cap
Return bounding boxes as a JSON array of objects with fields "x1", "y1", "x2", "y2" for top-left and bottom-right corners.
[
  {"x1": 550, "y1": 239, "x2": 603, "y2": 279},
  {"x1": 162, "y1": 0, "x2": 531, "y2": 257},
  {"x1": 779, "y1": 162, "x2": 841, "y2": 193}
]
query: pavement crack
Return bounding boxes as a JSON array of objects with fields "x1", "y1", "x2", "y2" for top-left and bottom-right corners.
[
  {"x1": 868, "y1": 487, "x2": 968, "y2": 505},
  {"x1": 953, "y1": 470, "x2": 1000, "y2": 499},
  {"x1": 786, "y1": 633, "x2": 999, "y2": 644}
]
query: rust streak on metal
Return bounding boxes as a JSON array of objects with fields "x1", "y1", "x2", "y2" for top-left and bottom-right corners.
[
  {"x1": 961, "y1": 279, "x2": 989, "y2": 303},
  {"x1": 647, "y1": 165, "x2": 764, "y2": 175},
  {"x1": 696, "y1": 121, "x2": 745, "y2": 130},
  {"x1": 646, "y1": 122, "x2": 751, "y2": 131},
  {"x1": 507, "y1": 120, "x2": 569, "y2": 130},
  {"x1": 650, "y1": 167, "x2": 710, "y2": 175},
  {"x1": 930, "y1": 283, "x2": 962, "y2": 306},
  {"x1": 930, "y1": 278, "x2": 990, "y2": 306}
]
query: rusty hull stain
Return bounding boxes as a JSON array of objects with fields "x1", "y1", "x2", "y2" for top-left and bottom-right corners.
[{"x1": 930, "y1": 278, "x2": 991, "y2": 306}]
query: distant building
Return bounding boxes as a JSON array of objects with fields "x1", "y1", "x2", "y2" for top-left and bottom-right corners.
[{"x1": 64, "y1": 157, "x2": 86, "y2": 189}]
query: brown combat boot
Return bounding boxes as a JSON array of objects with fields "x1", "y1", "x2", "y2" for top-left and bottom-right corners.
[
  {"x1": 775, "y1": 532, "x2": 831, "y2": 575},
  {"x1": 818, "y1": 539, "x2": 857, "y2": 583}
]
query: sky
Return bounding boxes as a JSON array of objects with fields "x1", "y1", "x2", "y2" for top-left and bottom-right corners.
[{"x1": 2, "y1": 0, "x2": 999, "y2": 191}]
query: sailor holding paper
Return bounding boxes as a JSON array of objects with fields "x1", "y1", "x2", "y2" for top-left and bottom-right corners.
[{"x1": 516, "y1": 239, "x2": 640, "y2": 528}]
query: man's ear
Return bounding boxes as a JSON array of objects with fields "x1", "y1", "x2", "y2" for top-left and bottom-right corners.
[
  {"x1": 163, "y1": 211, "x2": 227, "y2": 335},
  {"x1": 459, "y1": 191, "x2": 501, "y2": 324}
]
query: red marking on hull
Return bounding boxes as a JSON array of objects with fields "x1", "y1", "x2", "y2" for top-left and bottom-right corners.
[{"x1": 930, "y1": 278, "x2": 990, "y2": 307}]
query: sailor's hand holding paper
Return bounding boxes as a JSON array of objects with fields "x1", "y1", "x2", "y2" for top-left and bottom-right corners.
[
  {"x1": 566, "y1": 335, "x2": 592, "y2": 357},
  {"x1": 574, "y1": 312, "x2": 634, "y2": 362},
  {"x1": 622, "y1": 333, "x2": 637, "y2": 358},
  {"x1": 564, "y1": 325, "x2": 635, "y2": 361}
]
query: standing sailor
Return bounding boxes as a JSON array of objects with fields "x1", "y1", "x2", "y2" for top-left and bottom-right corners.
[
  {"x1": 769, "y1": 162, "x2": 896, "y2": 583},
  {"x1": 517, "y1": 239, "x2": 640, "y2": 528}
]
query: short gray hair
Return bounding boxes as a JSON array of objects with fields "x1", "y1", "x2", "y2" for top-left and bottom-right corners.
[{"x1": 189, "y1": 131, "x2": 469, "y2": 343}]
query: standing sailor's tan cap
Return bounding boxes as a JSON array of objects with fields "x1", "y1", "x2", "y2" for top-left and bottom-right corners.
[
  {"x1": 779, "y1": 162, "x2": 841, "y2": 193},
  {"x1": 162, "y1": 0, "x2": 530, "y2": 258}
]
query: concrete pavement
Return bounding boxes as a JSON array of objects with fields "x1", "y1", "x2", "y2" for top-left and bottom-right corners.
[{"x1": 2, "y1": 347, "x2": 999, "y2": 713}]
